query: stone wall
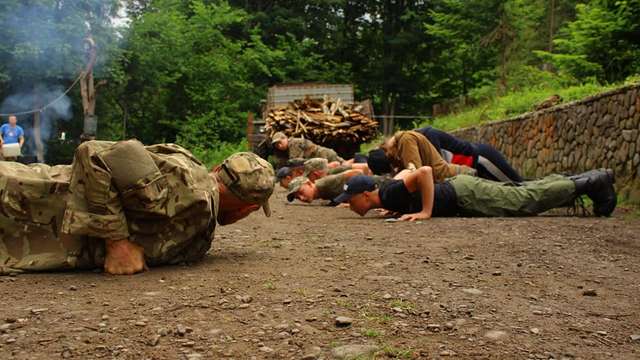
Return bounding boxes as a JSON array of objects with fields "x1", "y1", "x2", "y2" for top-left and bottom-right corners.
[{"x1": 451, "y1": 83, "x2": 640, "y2": 202}]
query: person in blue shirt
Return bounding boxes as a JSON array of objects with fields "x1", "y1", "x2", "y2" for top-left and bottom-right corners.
[
  {"x1": 0, "y1": 115, "x2": 25, "y2": 147},
  {"x1": 0, "y1": 115, "x2": 25, "y2": 161}
]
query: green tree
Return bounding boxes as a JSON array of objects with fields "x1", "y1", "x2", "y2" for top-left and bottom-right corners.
[
  {"x1": 0, "y1": 0, "x2": 121, "y2": 161},
  {"x1": 232, "y1": 1, "x2": 443, "y2": 122},
  {"x1": 537, "y1": 0, "x2": 640, "y2": 82},
  {"x1": 111, "y1": 0, "x2": 348, "y2": 149},
  {"x1": 424, "y1": 0, "x2": 502, "y2": 100},
  {"x1": 0, "y1": 0, "x2": 120, "y2": 90}
]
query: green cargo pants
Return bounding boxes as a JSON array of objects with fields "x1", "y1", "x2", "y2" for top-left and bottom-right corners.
[{"x1": 450, "y1": 174, "x2": 576, "y2": 217}]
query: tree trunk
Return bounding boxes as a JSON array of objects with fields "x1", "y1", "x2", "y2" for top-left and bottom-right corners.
[
  {"x1": 548, "y1": 0, "x2": 555, "y2": 53},
  {"x1": 80, "y1": 37, "x2": 98, "y2": 141},
  {"x1": 542, "y1": 0, "x2": 556, "y2": 71},
  {"x1": 246, "y1": 111, "x2": 254, "y2": 147},
  {"x1": 33, "y1": 89, "x2": 44, "y2": 163},
  {"x1": 381, "y1": 0, "x2": 404, "y2": 136},
  {"x1": 117, "y1": 98, "x2": 129, "y2": 140},
  {"x1": 499, "y1": 46, "x2": 508, "y2": 95}
]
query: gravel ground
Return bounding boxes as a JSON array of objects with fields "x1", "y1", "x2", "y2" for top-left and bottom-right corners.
[{"x1": 1, "y1": 188, "x2": 639, "y2": 359}]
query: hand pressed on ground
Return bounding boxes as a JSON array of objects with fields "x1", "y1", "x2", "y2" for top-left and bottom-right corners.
[
  {"x1": 398, "y1": 212, "x2": 431, "y2": 221},
  {"x1": 104, "y1": 238, "x2": 147, "y2": 275}
]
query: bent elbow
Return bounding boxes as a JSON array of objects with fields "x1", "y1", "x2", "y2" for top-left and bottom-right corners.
[{"x1": 418, "y1": 166, "x2": 433, "y2": 175}]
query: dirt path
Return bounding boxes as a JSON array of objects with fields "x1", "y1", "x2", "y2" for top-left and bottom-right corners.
[{"x1": 1, "y1": 189, "x2": 639, "y2": 359}]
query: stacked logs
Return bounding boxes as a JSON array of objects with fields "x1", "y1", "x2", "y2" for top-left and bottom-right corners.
[{"x1": 265, "y1": 96, "x2": 378, "y2": 144}]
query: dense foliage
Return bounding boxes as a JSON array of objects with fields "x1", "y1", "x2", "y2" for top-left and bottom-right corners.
[
  {"x1": 0, "y1": 0, "x2": 638, "y2": 164},
  {"x1": 537, "y1": 0, "x2": 640, "y2": 83}
]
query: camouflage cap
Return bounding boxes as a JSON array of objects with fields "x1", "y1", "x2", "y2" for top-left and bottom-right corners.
[
  {"x1": 218, "y1": 152, "x2": 275, "y2": 216},
  {"x1": 303, "y1": 158, "x2": 328, "y2": 176},
  {"x1": 271, "y1": 132, "x2": 287, "y2": 144},
  {"x1": 286, "y1": 176, "x2": 309, "y2": 202}
]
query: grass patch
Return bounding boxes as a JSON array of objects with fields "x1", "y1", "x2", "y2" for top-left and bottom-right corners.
[
  {"x1": 293, "y1": 288, "x2": 308, "y2": 296},
  {"x1": 359, "y1": 135, "x2": 385, "y2": 154},
  {"x1": 419, "y1": 82, "x2": 620, "y2": 132},
  {"x1": 358, "y1": 81, "x2": 627, "y2": 154},
  {"x1": 336, "y1": 299, "x2": 354, "y2": 309},
  {"x1": 380, "y1": 344, "x2": 415, "y2": 359},
  {"x1": 263, "y1": 281, "x2": 276, "y2": 290},
  {"x1": 389, "y1": 299, "x2": 415, "y2": 311},
  {"x1": 616, "y1": 198, "x2": 640, "y2": 219},
  {"x1": 361, "y1": 311, "x2": 393, "y2": 325},
  {"x1": 362, "y1": 328, "x2": 383, "y2": 338}
]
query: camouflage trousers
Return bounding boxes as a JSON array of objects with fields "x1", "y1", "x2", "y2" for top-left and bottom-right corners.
[
  {"x1": 0, "y1": 162, "x2": 103, "y2": 274},
  {"x1": 1, "y1": 140, "x2": 218, "y2": 274},
  {"x1": 450, "y1": 174, "x2": 576, "y2": 217}
]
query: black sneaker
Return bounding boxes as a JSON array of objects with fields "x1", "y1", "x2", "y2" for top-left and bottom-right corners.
[{"x1": 592, "y1": 169, "x2": 616, "y2": 217}]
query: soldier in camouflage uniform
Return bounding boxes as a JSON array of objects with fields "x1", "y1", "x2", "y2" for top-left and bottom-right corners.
[
  {"x1": 0, "y1": 140, "x2": 274, "y2": 275},
  {"x1": 276, "y1": 158, "x2": 370, "y2": 189},
  {"x1": 286, "y1": 171, "x2": 390, "y2": 204},
  {"x1": 303, "y1": 158, "x2": 372, "y2": 180},
  {"x1": 271, "y1": 132, "x2": 344, "y2": 163},
  {"x1": 303, "y1": 158, "x2": 345, "y2": 181}
]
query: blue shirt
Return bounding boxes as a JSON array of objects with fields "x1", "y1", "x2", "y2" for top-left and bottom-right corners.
[{"x1": 0, "y1": 124, "x2": 24, "y2": 144}]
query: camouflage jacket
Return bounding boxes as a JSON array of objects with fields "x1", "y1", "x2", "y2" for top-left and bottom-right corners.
[
  {"x1": 0, "y1": 140, "x2": 218, "y2": 274},
  {"x1": 288, "y1": 138, "x2": 343, "y2": 163}
]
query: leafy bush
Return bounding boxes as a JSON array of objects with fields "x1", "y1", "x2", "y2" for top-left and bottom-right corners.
[{"x1": 189, "y1": 140, "x2": 248, "y2": 169}]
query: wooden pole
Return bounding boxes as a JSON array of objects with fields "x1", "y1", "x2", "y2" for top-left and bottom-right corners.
[
  {"x1": 33, "y1": 87, "x2": 44, "y2": 162},
  {"x1": 33, "y1": 110, "x2": 44, "y2": 162},
  {"x1": 80, "y1": 36, "x2": 98, "y2": 141},
  {"x1": 247, "y1": 112, "x2": 254, "y2": 149}
]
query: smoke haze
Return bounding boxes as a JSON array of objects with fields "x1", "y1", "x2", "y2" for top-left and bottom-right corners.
[
  {"x1": 0, "y1": 1, "x2": 124, "y2": 160},
  {"x1": 1, "y1": 86, "x2": 73, "y2": 158}
]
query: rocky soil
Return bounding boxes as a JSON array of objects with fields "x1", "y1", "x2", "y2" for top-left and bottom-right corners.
[{"x1": 1, "y1": 189, "x2": 639, "y2": 359}]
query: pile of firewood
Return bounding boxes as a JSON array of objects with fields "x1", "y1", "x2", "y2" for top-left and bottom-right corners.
[{"x1": 265, "y1": 96, "x2": 378, "y2": 144}]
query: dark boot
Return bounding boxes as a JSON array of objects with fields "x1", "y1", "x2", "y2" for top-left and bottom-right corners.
[{"x1": 570, "y1": 169, "x2": 617, "y2": 217}]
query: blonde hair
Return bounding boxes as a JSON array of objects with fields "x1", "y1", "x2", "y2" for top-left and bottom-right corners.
[{"x1": 381, "y1": 131, "x2": 405, "y2": 158}]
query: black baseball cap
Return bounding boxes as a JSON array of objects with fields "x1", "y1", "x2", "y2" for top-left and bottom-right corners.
[
  {"x1": 368, "y1": 149, "x2": 392, "y2": 175},
  {"x1": 333, "y1": 175, "x2": 378, "y2": 203}
]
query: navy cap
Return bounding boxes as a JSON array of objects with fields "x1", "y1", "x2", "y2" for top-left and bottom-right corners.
[
  {"x1": 276, "y1": 167, "x2": 292, "y2": 180},
  {"x1": 368, "y1": 149, "x2": 392, "y2": 175},
  {"x1": 353, "y1": 153, "x2": 368, "y2": 164},
  {"x1": 333, "y1": 175, "x2": 378, "y2": 203}
]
